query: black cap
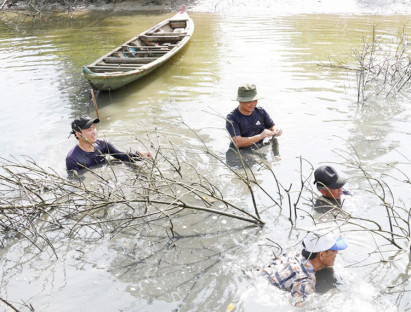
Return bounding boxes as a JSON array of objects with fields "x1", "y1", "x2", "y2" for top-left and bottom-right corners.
[
  {"x1": 71, "y1": 115, "x2": 100, "y2": 133},
  {"x1": 314, "y1": 166, "x2": 347, "y2": 189}
]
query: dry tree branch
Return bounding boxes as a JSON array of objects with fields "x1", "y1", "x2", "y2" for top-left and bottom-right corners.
[
  {"x1": 0, "y1": 132, "x2": 271, "y2": 256},
  {"x1": 1, "y1": 127, "x2": 410, "y2": 272},
  {"x1": 319, "y1": 26, "x2": 411, "y2": 108}
]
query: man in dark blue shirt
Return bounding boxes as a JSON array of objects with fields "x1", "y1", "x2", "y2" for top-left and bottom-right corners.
[
  {"x1": 66, "y1": 116, "x2": 151, "y2": 172},
  {"x1": 313, "y1": 165, "x2": 349, "y2": 215},
  {"x1": 226, "y1": 83, "x2": 282, "y2": 149}
]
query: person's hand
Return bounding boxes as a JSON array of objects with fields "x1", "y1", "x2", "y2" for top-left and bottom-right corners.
[
  {"x1": 260, "y1": 129, "x2": 275, "y2": 139},
  {"x1": 138, "y1": 151, "x2": 152, "y2": 160},
  {"x1": 273, "y1": 126, "x2": 282, "y2": 137}
]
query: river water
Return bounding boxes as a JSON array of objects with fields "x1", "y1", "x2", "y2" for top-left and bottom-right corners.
[{"x1": 0, "y1": 2, "x2": 411, "y2": 312}]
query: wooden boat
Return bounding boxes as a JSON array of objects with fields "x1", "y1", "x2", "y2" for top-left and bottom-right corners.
[{"x1": 82, "y1": 6, "x2": 194, "y2": 91}]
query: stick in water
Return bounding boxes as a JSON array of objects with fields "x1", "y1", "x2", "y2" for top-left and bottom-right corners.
[{"x1": 90, "y1": 89, "x2": 100, "y2": 119}]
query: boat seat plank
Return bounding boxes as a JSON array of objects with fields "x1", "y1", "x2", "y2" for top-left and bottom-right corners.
[
  {"x1": 128, "y1": 42, "x2": 176, "y2": 49},
  {"x1": 169, "y1": 20, "x2": 188, "y2": 28},
  {"x1": 120, "y1": 50, "x2": 168, "y2": 56},
  {"x1": 139, "y1": 35, "x2": 184, "y2": 42},
  {"x1": 88, "y1": 66, "x2": 138, "y2": 73},
  {"x1": 113, "y1": 50, "x2": 166, "y2": 58},
  {"x1": 123, "y1": 44, "x2": 170, "y2": 48},
  {"x1": 122, "y1": 46, "x2": 171, "y2": 53},
  {"x1": 146, "y1": 32, "x2": 187, "y2": 36},
  {"x1": 104, "y1": 57, "x2": 158, "y2": 64},
  {"x1": 88, "y1": 65, "x2": 141, "y2": 70},
  {"x1": 98, "y1": 61, "x2": 143, "y2": 67}
]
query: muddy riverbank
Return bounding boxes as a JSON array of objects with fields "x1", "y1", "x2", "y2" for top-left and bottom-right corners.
[{"x1": 3, "y1": 0, "x2": 411, "y2": 14}]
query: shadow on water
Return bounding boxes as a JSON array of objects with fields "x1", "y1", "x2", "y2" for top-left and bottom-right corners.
[
  {"x1": 107, "y1": 217, "x2": 260, "y2": 312},
  {"x1": 315, "y1": 267, "x2": 339, "y2": 294}
]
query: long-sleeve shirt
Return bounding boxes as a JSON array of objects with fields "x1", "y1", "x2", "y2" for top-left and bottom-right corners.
[
  {"x1": 259, "y1": 252, "x2": 316, "y2": 306},
  {"x1": 66, "y1": 139, "x2": 137, "y2": 172}
]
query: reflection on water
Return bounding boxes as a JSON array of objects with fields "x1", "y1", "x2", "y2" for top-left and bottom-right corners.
[
  {"x1": 225, "y1": 138, "x2": 280, "y2": 168},
  {"x1": 0, "y1": 9, "x2": 410, "y2": 312}
]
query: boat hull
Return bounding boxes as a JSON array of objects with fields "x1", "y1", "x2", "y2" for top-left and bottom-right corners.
[
  {"x1": 83, "y1": 61, "x2": 161, "y2": 91},
  {"x1": 82, "y1": 9, "x2": 194, "y2": 91}
]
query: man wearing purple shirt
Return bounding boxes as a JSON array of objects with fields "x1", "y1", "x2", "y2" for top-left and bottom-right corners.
[{"x1": 66, "y1": 116, "x2": 151, "y2": 172}]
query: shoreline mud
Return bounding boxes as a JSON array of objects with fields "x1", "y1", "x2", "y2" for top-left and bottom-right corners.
[{"x1": 3, "y1": 0, "x2": 411, "y2": 15}]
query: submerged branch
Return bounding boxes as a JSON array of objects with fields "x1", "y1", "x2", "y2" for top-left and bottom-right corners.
[{"x1": 0, "y1": 131, "x2": 410, "y2": 268}]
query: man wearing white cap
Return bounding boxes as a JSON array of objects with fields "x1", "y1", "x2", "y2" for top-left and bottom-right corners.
[
  {"x1": 226, "y1": 83, "x2": 282, "y2": 149},
  {"x1": 259, "y1": 230, "x2": 347, "y2": 306}
]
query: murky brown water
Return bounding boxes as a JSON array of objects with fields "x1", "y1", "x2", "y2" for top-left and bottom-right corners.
[{"x1": 0, "y1": 5, "x2": 410, "y2": 312}]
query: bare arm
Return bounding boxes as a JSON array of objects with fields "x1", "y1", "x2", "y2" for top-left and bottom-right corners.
[{"x1": 231, "y1": 129, "x2": 275, "y2": 148}]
